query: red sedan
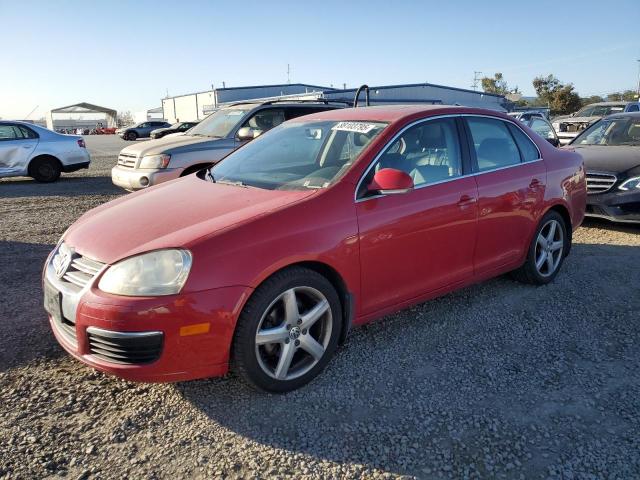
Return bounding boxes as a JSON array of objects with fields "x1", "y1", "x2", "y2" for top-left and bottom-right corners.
[{"x1": 44, "y1": 106, "x2": 586, "y2": 392}]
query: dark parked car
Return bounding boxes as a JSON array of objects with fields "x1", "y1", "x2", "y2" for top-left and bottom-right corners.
[
  {"x1": 116, "y1": 121, "x2": 171, "y2": 141},
  {"x1": 569, "y1": 112, "x2": 640, "y2": 223},
  {"x1": 150, "y1": 122, "x2": 200, "y2": 139}
]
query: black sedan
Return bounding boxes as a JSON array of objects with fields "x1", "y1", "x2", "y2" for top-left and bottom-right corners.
[
  {"x1": 569, "y1": 112, "x2": 640, "y2": 223},
  {"x1": 150, "y1": 121, "x2": 199, "y2": 139}
]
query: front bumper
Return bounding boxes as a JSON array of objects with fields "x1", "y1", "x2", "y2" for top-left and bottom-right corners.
[
  {"x1": 111, "y1": 165, "x2": 181, "y2": 191},
  {"x1": 43, "y1": 250, "x2": 252, "y2": 382},
  {"x1": 585, "y1": 188, "x2": 640, "y2": 223}
]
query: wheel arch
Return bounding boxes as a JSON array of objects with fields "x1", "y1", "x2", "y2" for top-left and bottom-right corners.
[
  {"x1": 544, "y1": 203, "x2": 573, "y2": 256},
  {"x1": 27, "y1": 154, "x2": 62, "y2": 174},
  {"x1": 241, "y1": 260, "x2": 354, "y2": 345}
]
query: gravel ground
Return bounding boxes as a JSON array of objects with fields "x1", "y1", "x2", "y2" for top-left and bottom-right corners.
[{"x1": 1, "y1": 136, "x2": 639, "y2": 479}]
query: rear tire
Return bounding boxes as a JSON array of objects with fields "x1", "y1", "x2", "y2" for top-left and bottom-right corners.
[
  {"x1": 126, "y1": 131, "x2": 137, "y2": 141},
  {"x1": 231, "y1": 267, "x2": 342, "y2": 393},
  {"x1": 512, "y1": 210, "x2": 568, "y2": 285},
  {"x1": 29, "y1": 157, "x2": 61, "y2": 183}
]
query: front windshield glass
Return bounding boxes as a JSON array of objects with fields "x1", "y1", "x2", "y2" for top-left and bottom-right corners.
[
  {"x1": 574, "y1": 105, "x2": 624, "y2": 117},
  {"x1": 188, "y1": 105, "x2": 253, "y2": 138},
  {"x1": 573, "y1": 117, "x2": 640, "y2": 146},
  {"x1": 209, "y1": 120, "x2": 387, "y2": 190}
]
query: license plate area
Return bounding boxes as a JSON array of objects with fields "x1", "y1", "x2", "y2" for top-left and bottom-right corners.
[{"x1": 44, "y1": 280, "x2": 62, "y2": 323}]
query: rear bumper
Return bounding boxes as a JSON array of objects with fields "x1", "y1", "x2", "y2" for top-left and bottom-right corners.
[
  {"x1": 585, "y1": 189, "x2": 640, "y2": 223},
  {"x1": 111, "y1": 165, "x2": 181, "y2": 191},
  {"x1": 62, "y1": 161, "x2": 90, "y2": 173}
]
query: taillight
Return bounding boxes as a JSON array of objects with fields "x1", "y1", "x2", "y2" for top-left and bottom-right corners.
[{"x1": 77, "y1": 139, "x2": 86, "y2": 148}]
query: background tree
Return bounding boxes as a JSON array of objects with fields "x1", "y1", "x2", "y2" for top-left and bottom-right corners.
[
  {"x1": 581, "y1": 95, "x2": 604, "y2": 106},
  {"x1": 481, "y1": 73, "x2": 510, "y2": 95},
  {"x1": 606, "y1": 90, "x2": 639, "y2": 102},
  {"x1": 117, "y1": 111, "x2": 134, "y2": 127},
  {"x1": 532, "y1": 74, "x2": 582, "y2": 115}
]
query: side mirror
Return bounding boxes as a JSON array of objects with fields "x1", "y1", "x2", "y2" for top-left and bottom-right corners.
[
  {"x1": 236, "y1": 127, "x2": 255, "y2": 141},
  {"x1": 546, "y1": 137, "x2": 560, "y2": 147},
  {"x1": 367, "y1": 168, "x2": 414, "y2": 195}
]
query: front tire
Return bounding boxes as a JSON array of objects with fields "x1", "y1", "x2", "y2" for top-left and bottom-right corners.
[
  {"x1": 231, "y1": 267, "x2": 342, "y2": 393},
  {"x1": 29, "y1": 157, "x2": 61, "y2": 183},
  {"x1": 126, "y1": 131, "x2": 137, "y2": 141},
  {"x1": 512, "y1": 210, "x2": 567, "y2": 285}
]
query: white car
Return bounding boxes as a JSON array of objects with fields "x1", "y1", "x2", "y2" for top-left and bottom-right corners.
[{"x1": 0, "y1": 121, "x2": 91, "y2": 182}]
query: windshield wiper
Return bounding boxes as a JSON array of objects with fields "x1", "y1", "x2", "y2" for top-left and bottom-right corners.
[{"x1": 216, "y1": 179, "x2": 248, "y2": 187}]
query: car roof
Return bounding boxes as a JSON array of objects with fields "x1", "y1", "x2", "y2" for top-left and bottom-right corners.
[
  {"x1": 584, "y1": 101, "x2": 635, "y2": 107},
  {"x1": 289, "y1": 105, "x2": 510, "y2": 124},
  {"x1": 605, "y1": 112, "x2": 640, "y2": 119}
]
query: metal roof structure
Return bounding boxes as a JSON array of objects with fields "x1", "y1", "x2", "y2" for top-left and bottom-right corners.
[{"x1": 46, "y1": 102, "x2": 117, "y2": 129}]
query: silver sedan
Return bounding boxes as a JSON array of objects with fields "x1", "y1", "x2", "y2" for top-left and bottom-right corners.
[{"x1": 0, "y1": 121, "x2": 91, "y2": 182}]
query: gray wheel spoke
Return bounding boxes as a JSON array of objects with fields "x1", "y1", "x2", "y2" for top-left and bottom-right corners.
[
  {"x1": 274, "y1": 341, "x2": 296, "y2": 380},
  {"x1": 550, "y1": 240, "x2": 563, "y2": 251},
  {"x1": 299, "y1": 335, "x2": 325, "y2": 360},
  {"x1": 536, "y1": 251, "x2": 547, "y2": 270},
  {"x1": 256, "y1": 326, "x2": 289, "y2": 345},
  {"x1": 546, "y1": 252, "x2": 554, "y2": 272},
  {"x1": 536, "y1": 233, "x2": 546, "y2": 248},
  {"x1": 282, "y1": 289, "x2": 299, "y2": 324},
  {"x1": 300, "y1": 299, "x2": 329, "y2": 330},
  {"x1": 546, "y1": 221, "x2": 557, "y2": 242}
]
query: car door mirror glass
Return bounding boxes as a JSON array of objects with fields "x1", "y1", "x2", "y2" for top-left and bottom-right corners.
[{"x1": 368, "y1": 168, "x2": 414, "y2": 195}]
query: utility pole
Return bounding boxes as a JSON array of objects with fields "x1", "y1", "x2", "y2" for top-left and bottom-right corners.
[
  {"x1": 472, "y1": 71, "x2": 483, "y2": 91},
  {"x1": 24, "y1": 105, "x2": 39, "y2": 120},
  {"x1": 637, "y1": 59, "x2": 640, "y2": 99},
  {"x1": 287, "y1": 64, "x2": 291, "y2": 84}
]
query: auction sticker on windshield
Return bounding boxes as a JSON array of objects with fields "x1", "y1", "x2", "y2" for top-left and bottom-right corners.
[{"x1": 331, "y1": 122, "x2": 378, "y2": 134}]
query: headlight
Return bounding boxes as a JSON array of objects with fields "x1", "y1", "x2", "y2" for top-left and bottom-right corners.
[
  {"x1": 98, "y1": 249, "x2": 192, "y2": 296},
  {"x1": 139, "y1": 154, "x2": 171, "y2": 169},
  {"x1": 619, "y1": 176, "x2": 640, "y2": 191}
]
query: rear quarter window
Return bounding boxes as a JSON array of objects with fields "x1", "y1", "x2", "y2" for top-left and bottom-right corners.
[{"x1": 507, "y1": 123, "x2": 540, "y2": 162}]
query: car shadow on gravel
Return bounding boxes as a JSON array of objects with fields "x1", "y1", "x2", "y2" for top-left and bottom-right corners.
[
  {"x1": 0, "y1": 241, "x2": 65, "y2": 372},
  {"x1": 0, "y1": 176, "x2": 123, "y2": 198},
  {"x1": 177, "y1": 242, "x2": 640, "y2": 477},
  {"x1": 580, "y1": 217, "x2": 640, "y2": 234}
]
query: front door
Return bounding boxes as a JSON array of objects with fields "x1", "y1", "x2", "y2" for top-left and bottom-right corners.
[{"x1": 356, "y1": 117, "x2": 478, "y2": 315}]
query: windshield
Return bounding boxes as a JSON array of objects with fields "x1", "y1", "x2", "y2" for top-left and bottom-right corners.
[
  {"x1": 574, "y1": 105, "x2": 625, "y2": 117},
  {"x1": 188, "y1": 105, "x2": 253, "y2": 138},
  {"x1": 209, "y1": 120, "x2": 387, "y2": 190},
  {"x1": 573, "y1": 117, "x2": 640, "y2": 146}
]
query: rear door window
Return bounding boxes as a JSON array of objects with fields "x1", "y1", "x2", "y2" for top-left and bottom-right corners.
[{"x1": 466, "y1": 117, "x2": 521, "y2": 171}]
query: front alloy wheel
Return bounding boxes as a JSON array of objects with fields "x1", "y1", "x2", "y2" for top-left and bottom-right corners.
[{"x1": 232, "y1": 267, "x2": 342, "y2": 392}]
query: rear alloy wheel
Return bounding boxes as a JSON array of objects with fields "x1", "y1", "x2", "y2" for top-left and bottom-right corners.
[
  {"x1": 512, "y1": 211, "x2": 567, "y2": 285},
  {"x1": 29, "y1": 157, "x2": 61, "y2": 183},
  {"x1": 126, "y1": 131, "x2": 137, "y2": 141},
  {"x1": 232, "y1": 267, "x2": 342, "y2": 392}
]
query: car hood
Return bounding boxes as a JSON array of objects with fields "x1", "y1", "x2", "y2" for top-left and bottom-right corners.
[
  {"x1": 571, "y1": 145, "x2": 640, "y2": 173},
  {"x1": 555, "y1": 116, "x2": 600, "y2": 124},
  {"x1": 65, "y1": 175, "x2": 316, "y2": 264},
  {"x1": 119, "y1": 134, "x2": 223, "y2": 156}
]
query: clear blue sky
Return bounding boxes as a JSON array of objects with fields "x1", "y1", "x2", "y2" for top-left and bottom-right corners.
[{"x1": 1, "y1": 0, "x2": 639, "y2": 119}]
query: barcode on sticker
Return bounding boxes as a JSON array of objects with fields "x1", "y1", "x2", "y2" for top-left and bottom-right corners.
[{"x1": 331, "y1": 122, "x2": 377, "y2": 134}]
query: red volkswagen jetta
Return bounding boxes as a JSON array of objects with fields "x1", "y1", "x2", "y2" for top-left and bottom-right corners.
[{"x1": 44, "y1": 106, "x2": 586, "y2": 392}]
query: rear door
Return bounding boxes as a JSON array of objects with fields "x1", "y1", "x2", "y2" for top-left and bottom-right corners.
[
  {"x1": 0, "y1": 124, "x2": 39, "y2": 175},
  {"x1": 463, "y1": 116, "x2": 546, "y2": 274},
  {"x1": 356, "y1": 117, "x2": 478, "y2": 314}
]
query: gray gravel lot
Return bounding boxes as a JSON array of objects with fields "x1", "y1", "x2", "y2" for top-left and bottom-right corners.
[{"x1": 1, "y1": 135, "x2": 639, "y2": 479}]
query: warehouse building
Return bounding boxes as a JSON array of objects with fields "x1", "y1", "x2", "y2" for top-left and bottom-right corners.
[{"x1": 161, "y1": 82, "x2": 508, "y2": 123}]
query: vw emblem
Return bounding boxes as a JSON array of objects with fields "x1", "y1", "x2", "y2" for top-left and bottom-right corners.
[
  {"x1": 289, "y1": 326, "x2": 301, "y2": 340},
  {"x1": 54, "y1": 248, "x2": 72, "y2": 278}
]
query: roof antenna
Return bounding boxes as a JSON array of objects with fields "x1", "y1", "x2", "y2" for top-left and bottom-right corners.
[{"x1": 353, "y1": 85, "x2": 370, "y2": 108}]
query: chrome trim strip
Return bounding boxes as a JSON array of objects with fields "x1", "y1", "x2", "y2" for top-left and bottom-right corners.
[
  {"x1": 86, "y1": 326, "x2": 163, "y2": 339},
  {"x1": 353, "y1": 113, "x2": 543, "y2": 203}
]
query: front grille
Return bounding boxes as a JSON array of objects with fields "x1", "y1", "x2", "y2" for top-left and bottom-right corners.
[
  {"x1": 117, "y1": 153, "x2": 137, "y2": 168},
  {"x1": 586, "y1": 173, "x2": 617, "y2": 194},
  {"x1": 87, "y1": 328, "x2": 163, "y2": 365},
  {"x1": 52, "y1": 245, "x2": 105, "y2": 290}
]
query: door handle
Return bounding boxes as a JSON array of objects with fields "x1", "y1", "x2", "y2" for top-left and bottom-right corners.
[
  {"x1": 529, "y1": 178, "x2": 541, "y2": 189},
  {"x1": 457, "y1": 194, "x2": 477, "y2": 207}
]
